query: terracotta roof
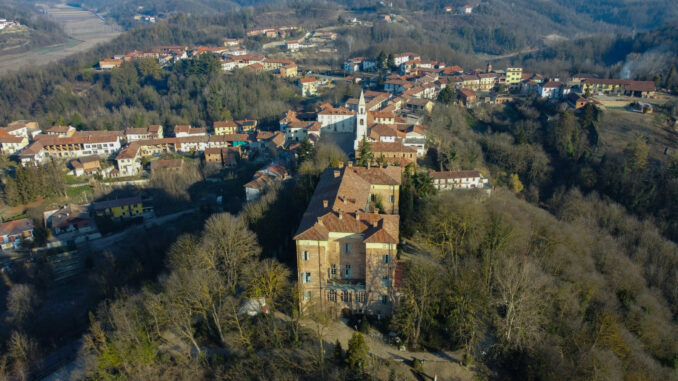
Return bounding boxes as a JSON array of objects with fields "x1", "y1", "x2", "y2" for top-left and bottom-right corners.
[
  {"x1": 318, "y1": 105, "x2": 355, "y2": 116},
  {"x1": 369, "y1": 124, "x2": 401, "y2": 139},
  {"x1": 0, "y1": 218, "x2": 34, "y2": 236},
  {"x1": 371, "y1": 141, "x2": 417, "y2": 153},
  {"x1": 92, "y1": 196, "x2": 142, "y2": 210},
  {"x1": 213, "y1": 121, "x2": 237, "y2": 128},
  {"x1": 47, "y1": 125, "x2": 74, "y2": 133},
  {"x1": 299, "y1": 77, "x2": 317, "y2": 83},
  {"x1": 294, "y1": 167, "x2": 401, "y2": 241},
  {"x1": 458, "y1": 88, "x2": 477, "y2": 98},
  {"x1": 125, "y1": 127, "x2": 148, "y2": 135},
  {"x1": 73, "y1": 130, "x2": 124, "y2": 138},
  {"x1": 209, "y1": 134, "x2": 249, "y2": 142},
  {"x1": 429, "y1": 170, "x2": 481, "y2": 179}
]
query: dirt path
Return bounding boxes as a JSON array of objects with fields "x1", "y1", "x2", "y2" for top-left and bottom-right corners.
[
  {"x1": 302, "y1": 317, "x2": 476, "y2": 380},
  {"x1": 0, "y1": 3, "x2": 121, "y2": 75}
]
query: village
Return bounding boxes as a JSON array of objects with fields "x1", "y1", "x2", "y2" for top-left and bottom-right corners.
[{"x1": 0, "y1": 24, "x2": 661, "y2": 318}]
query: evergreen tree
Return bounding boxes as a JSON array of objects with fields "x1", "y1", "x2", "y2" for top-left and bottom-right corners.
[
  {"x1": 437, "y1": 86, "x2": 456, "y2": 105},
  {"x1": 387, "y1": 53, "x2": 396, "y2": 70},
  {"x1": 345, "y1": 332, "x2": 368, "y2": 371},
  {"x1": 356, "y1": 136, "x2": 373, "y2": 167}
]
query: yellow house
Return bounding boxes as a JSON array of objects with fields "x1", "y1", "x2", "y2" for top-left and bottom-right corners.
[
  {"x1": 213, "y1": 121, "x2": 238, "y2": 135},
  {"x1": 92, "y1": 196, "x2": 145, "y2": 219},
  {"x1": 506, "y1": 67, "x2": 523, "y2": 87}
]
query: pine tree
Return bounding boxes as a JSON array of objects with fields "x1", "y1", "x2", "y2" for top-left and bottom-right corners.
[
  {"x1": 356, "y1": 136, "x2": 373, "y2": 167},
  {"x1": 345, "y1": 332, "x2": 369, "y2": 371}
]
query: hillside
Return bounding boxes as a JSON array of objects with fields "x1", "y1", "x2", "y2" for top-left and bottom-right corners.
[{"x1": 0, "y1": 3, "x2": 68, "y2": 56}]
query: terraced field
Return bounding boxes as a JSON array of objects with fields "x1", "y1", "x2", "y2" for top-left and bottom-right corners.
[{"x1": 0, "y1": 3, "x2": 120, "y2": 75}]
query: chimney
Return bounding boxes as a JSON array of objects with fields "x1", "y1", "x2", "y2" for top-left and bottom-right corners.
[
  {"x1": 323, "y1": 200, "x2": 328, "y2": 208},
  {"x1": 348, "y1": 161, "x2": 353, "y2": 167},
  {"x1": 367, "y1": 161, "x2": 371, "y2": 169},
  {"x1": 355, "y1": 214, "x2": 360, "y2": 221},
  {"x1": 338, "y1": 213, "x2": 343, "y2": 220},
  {"x1": 317, "y1": 217, "x2": 324, "y2": 226},
  {"x1": 334, "y1": 170, "x2": 340, "y2": 178},
  {"x1": 372, "y1": 220, "x2": 378, "y2": 228}
]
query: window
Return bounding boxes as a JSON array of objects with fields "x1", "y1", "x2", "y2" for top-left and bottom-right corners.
[
  {"x1": 341, "y1": 291, "x2": 352, "y2": 303},
  {"x1": 328, "y1": 290, "x2": 337, "y2": 302},
  {"x1": 330, "y1": 264, "x2": 337, "y2": 278},
  {"x1": 344, "y1": 264, "x2": 351, "y2": 279},
  {"x1": 356, "y1": 292, "x2": 366, "y2": 303},
  {"x1": 389, "y1": 195, "x2": 395, "y2": 203},
  {"x1": 344, "y1": 243, "x2": 351, "y2": 253},
  {"x1": 381, "y1": 295, "x2": 389, "y2": 304},
  {"x1": 302, "y1": 272, "x2": 311, "y2": 284},
  {"x1": 302, "y1": 251, "x2": 309, "y2": 261},
  {"x1": 382, "y1": 254, "x2": 391, "y2": 264},
  {"x1": 382, "y1": 276, "x2": 391, "y2": 288},
  {"x1": 303, "y1": 291, "x2": 313, "y2": 301}
]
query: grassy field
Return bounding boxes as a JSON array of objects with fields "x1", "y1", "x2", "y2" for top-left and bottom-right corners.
[
  {"x1": 0, "y1": 3, "x2": 121, "y2": 75},
  {"x1": 597, "y1": 108, "x2": 678, "y2": 162}
]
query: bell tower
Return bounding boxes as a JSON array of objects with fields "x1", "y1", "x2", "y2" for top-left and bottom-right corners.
[{"x1": 354, "y1": 90, "x2": 367, "y2": 151}]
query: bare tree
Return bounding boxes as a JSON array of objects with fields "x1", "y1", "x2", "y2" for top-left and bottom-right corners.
[
  {"x1": 7, "y1": 331, "x2": 38, "y2": 381},
  {"x1": 494, "y1": 255, "x2": 548, "y2": 350},
  {"x1": 200, "y1": 213, "x2": 261, "y2": 293},
  {"x1": 391, "y1": 259, "x2": 441, "y2": 349},
  {"x1": 6, "y1": 284, "x2": 39, "y2": 327}
]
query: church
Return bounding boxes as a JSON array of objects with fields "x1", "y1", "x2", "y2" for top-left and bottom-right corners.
[{"x1": 279, "y1": 89, "x2": 425, "y2": 160}]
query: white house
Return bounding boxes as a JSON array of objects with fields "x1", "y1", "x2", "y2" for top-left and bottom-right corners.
[
  {"x1": 430, "y1": 170, "x2": 488, "y2": 190},
  {"x1": 539, "y1": 82, "x2": 571, "y2": 99},
  {"x1": 317, "y1": 104, "x2": 355, "y2": 133}
]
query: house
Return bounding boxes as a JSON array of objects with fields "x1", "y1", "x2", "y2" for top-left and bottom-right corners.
[
  {"x1": 174, "y1": 125, "x2": 207, "y2": 137},
  {"x1": 380, "y1": 14, "x2": 391, "y2": 22},
  {"x1": 317, "y1": 104, "x2": 355, "y2": 133},
  {"x1": 244, "y1": 160, "x2": 290, "y2": 201},
  {"x1": 430, "y1": 170, "x2": 489, "y2": 190},
  {"x1": 115, "y1": 143, "x2": 142, "y2": 176},
  {"x1": 368, "y1": 124, "x2": 402, "y2": 143},
  {"x1": 567, "y1": 92, "x2": 588, "y2": 109},
  {"x1": 0, "y1": 218, "x2": 34, "y2": 251},
  {"x1": 579, "y1": 78, "x2": 656, "y2": 98},
  {"x1": 405, "y1": 98, "x2": 434, "y2": 113},
  {"x1": 244, "y1": 173, "x2": 277, "y2": 202},
  {"x1": 539, "y1": 81, "x2": 571, "y2": 99},
  {"x1": 398, "y1": 124, "x2": 427, "y2": 156},
  {"x1": 2, "y1": 120, "x2": 40, "y2": 139},
  {"x1": 213, "y1": 121, "x2": 238, "y2": 135},
  {"x1": 150, "y1": 159, "x2": 183, "y2": 174},
  {"x1": 280, "y1": 63, "x2": 298, "y2": 78},
  {"x1": 393, "y1": 52, "x2": 421, "y2": 67},
  {"x1": 44, "y1": 204, "x2": 95, "y2": 236},
  {"x1": 444, "y1": 6, "x2": 453, "y2": 12},
  {"x1": 286, "y1": 40, "x2": 300, "y2": 51},
  {"x1": 0, "y1": 132, "x2": 28, "y2": 155},
  {"x1": 294, "y1": 165, "x2": 402, "y2": 317},
  {"x1": 92, "y1": 196, "x2": 149, "y2": 220},
  {"x1": 284, "y1": 121, "x2": 322, "y2": 143},
  {"x1": 459, "y1": 5, "x2": 473, "y2": 14},
  {"x1": 360, "y1": 141, "x2": 418, "y2": 166},
  {"x1": 126, "y1": 125, "x2": 163, "y2": 141},
  {"x1": 46, "y1": 125, "x2": 76, "y2": 137},
  {"x1": 70, "y1": 155, "x2": 102, "y2": 176},
  {"x1": 25, "y1": 134, "x2": 121, "y2": 162},
  {"x1": 204, "y1": 146, "x2": 240, "y2": 167},
  {"x1": 99, "y1": 59, "x2": 123, "y2": 69},
  {"x1": 458, "y1": 88, "x2": 478, "y2": 106},
  {"x1": 506, "y1": 67, "x2": 523, "y2": 87},
  {"x1": 236, "y1": 120, "x2": 258, "y2": 133},
  {"x1": 299, "y1": 77, "x2": 318, "y2": 96}
]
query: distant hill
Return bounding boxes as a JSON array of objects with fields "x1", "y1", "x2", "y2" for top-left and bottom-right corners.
[{"x1": 0, "y1": 3, "x2": 68, "y2": 55}]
